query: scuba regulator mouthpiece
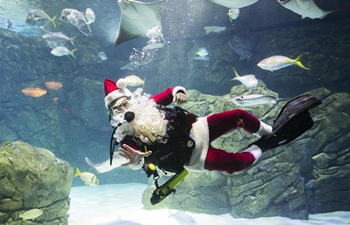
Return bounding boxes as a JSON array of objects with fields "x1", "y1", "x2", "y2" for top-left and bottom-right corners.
[{"x1": 124, "y1": 111, "x2": 135, "y2": 122}]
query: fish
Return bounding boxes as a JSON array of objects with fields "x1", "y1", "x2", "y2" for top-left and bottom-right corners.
[
  {"x1": 228, "y1": 35, "x2": 253, "y2": 61},
  {"x1": 74, "y1": 168, "x2": 99, "y2": 185},
  {"x1": 44, "y1": 81, "x2": 63, "y2": 90},
  {"x1": 228, "y1": 8, "x2": 240, "y2": 21},
  {"x1": 167, "y1": 209, "x2": 197, "y2": 225},
  {"x1": 120, "y1": 61, "x2": 151, "y2": 70},
  {"x1": 5, "y1": 19, "x2": 13, "y2": 29},
  {"x1": 42, "y1": 32, "x2": 76, "y2": 46},
  {"x1": 60, "y1": 8, "x2": 92, "y2": 35},
  {"x1": 25, "y1": 9, "x2": 57, "y2": 28},
  {"x1": 85, "y1": 8, "x2": 96, "y2": 24},
  {"x1": 21, "y1": 88, "x2": 47, "y2": 97},
  {"x1": 124, "y1": 75, "x2": 145, "y2": 87},
  {"x1": 278, "y1": 0, "x2": 334, "y2": 19},
  {"x1": 204, "y1": 26, "x2": 226, "y2": 34},
  {"x1": 195, "y1": 48, "x2": 209, "y2": 57},
  {"x1": 231, "y1": 94, "x2": 288, "y2": 106},
  {"x1": 142, "y1": 42, "x2": 165, "y2": 51},
  {"x1": 53, "y1": 97, "x2": 59, "y2": 103},
  {"x1": 115, "y1": 0, "x2": 165, "y2": 46},
  {"x1": 231, "y1": 67, "x2": 258, "y2": 87},
  {"x1": 257, "y1": 52, "x2": 309, "y2": 71},
  {"x1": 19, "y1": 208, "x2": 43, "y2": 221},
  {"x1": 193, "y1": 56, "x2": 210, "y2": 61},
  {"x1": 85, "y1": 154, "x2": 127, "y2": 173},
  {"x1": 51, "y1": 46, "x2": 77, "y2": 59},
  {"x1": 98, "y1": 52, "x2": 107, "y2": 62},
  {"x1": 207, "y1": 0, "x2": 259, "y2": 8}
]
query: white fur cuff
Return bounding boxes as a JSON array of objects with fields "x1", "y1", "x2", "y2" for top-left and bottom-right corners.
[
  {"x1": 244, "y1": 144, "x2": 262, "y2": 163},
  {"x1": 172, "y1": 86, "x2": 186, "y2": 96}
]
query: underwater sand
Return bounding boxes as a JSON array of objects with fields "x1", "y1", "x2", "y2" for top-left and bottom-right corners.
[{"x1": 68, "y1": 183, "x2": 350, "y2": 225}]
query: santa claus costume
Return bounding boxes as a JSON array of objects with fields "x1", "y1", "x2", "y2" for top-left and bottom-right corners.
[{"x1": 104, "y1": 78, "x2": 274, "y2": 174}]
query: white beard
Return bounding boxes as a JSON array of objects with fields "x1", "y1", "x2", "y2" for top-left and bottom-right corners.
[{"x1": 111, "y1": 89, "x2": 168, "y2": 144}]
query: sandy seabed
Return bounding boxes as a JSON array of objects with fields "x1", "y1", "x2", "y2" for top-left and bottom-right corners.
[{"x1": 68, "y1": 183, "x2": 350, "y2": 225}]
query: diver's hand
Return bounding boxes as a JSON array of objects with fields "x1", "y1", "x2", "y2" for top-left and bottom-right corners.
[
  {"x1": 173, "y1": 92, "x2": 187, "y2": 104},
  {"x1": 118, "y1": 144, "x2": 152, "y2": 166}
]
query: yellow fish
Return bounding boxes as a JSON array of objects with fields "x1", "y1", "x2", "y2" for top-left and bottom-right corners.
[
  {"x1": 257, "y1": 52, "x2": 309, "y2": 71},
  {"x1": 74, "y1": 168, "x2": 99, "y2": 186},
  {"x1": 19, "y1": 208, "x2": 43, "y2": 221},
  {"x1": 124, "y1": 75, "x2": 145, "y2": 87}
]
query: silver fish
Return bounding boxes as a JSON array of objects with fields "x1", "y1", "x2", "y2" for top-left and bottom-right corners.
[
  {"x1": 25, "y1": 9, "x2": 57, "y2": 28},
  {"x1": 42, "y1": 32, "x2": 75, "y2": 46},
  {"x1": 231, "y1": 94, "x2": 287, "y2": 106},
  {"x1": 204, "y1": 26, "x2": 226, "y2": 34},
  {"x1": 19, "y1": 208, "x2": 43, "y2": 221},
  {"x1": 85, "y1": 8, "x2": 96, "y2": 24},
  {"x1": 231, "y1": 67, "x2": 258, "y2": 87},
  {"x1": 51, "y1": 46, "x2": 77, "y2": 58},
  {"x1": 168, "y1": 209, "x2": 197, "y2": 225},
  {"x1": 195, "y1": 47, "x2": 209, "y2": 57},
  {"x1": 193, "y1": 56, "x2": 210, "y2": 61},
  {"x1": 60, "y1": 8, "x2": 91, "y2": 35},
  {"x1": 142, "y1": 42, "x2": 165, "y2": 51},
  {"x1": 228, "y1": 8, "x2": 240, "y2": 22},
  {"x1": 98, "y1": 52, "x2": 107, "y2": 62},
  {"x1": 120, "y1": 61, "x2": 151, "y2": 70}
]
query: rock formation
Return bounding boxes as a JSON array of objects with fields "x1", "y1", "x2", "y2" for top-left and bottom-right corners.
[{"x1": 0, "y1": 141, "x2": 73, "y2": 224}]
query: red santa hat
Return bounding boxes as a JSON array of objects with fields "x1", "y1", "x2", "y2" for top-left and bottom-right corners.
[{"x1": 104, "y1": 78, "x2": 132, "y2": 108}]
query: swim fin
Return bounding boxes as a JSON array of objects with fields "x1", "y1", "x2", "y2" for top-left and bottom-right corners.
[{"x1": 252, "y1": 94, "x2": 321, "y2": 151}]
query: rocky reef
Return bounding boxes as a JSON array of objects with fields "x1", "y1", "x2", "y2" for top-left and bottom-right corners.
[{"x1": 0, "y1": 141, "x2": 73, "y2": 224}]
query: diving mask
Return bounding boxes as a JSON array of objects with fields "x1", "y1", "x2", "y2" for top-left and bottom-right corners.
[{"x1": 110, "y1": 98, "x2": 130, "y2": 116}]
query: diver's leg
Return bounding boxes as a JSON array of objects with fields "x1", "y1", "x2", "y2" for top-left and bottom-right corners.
[
  {"x1": 207, "y1": 109, "x2": 272, "y2": 142},
  {"x1": 204, "y1": 145, "x2": 261, "y2": 174}
]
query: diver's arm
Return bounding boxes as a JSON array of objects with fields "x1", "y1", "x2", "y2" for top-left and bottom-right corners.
[{"x1": 150, "y1": 86, "x2": 186, "y2": 106}]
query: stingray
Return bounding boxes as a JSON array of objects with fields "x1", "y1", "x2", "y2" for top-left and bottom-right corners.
[
  {"x1": 115, "y1": 0, "x2": 165, "y2": 46},
  {"x1": 277, "y1": 0, "x2": 334, "y2": 19},
  {"x1": 85, "y1": 154, "x2": 126, "y2": 173},
  {"x1": 207, "y1": 0, "x2": 259, "y2": 9}
]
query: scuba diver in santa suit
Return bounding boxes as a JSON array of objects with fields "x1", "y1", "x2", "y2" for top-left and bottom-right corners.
[{"x1": 104, "y1": 78, "x2": 321, "y2": 204}]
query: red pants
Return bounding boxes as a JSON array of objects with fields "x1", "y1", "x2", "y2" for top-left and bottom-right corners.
[{"x1": 204, "y1": 109, "x2": 260, "y2": 174}]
